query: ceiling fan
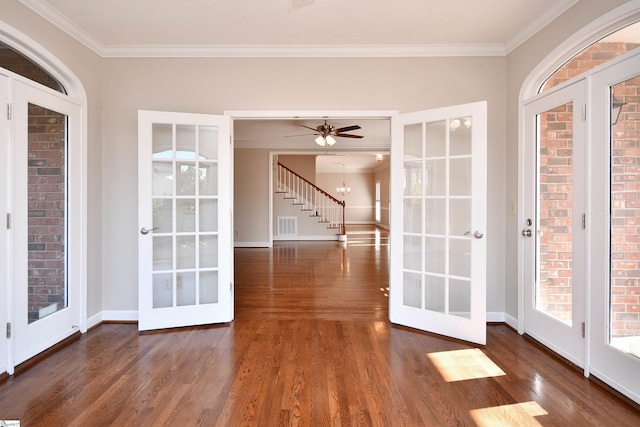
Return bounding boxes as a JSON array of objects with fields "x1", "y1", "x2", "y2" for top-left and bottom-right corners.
[{"x1": 294, "y1": 120, "x2": 363, "y2": 146}]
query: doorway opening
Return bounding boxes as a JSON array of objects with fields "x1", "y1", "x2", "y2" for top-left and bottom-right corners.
[{"x1": 230, "y1": 111, "x2": 395, "y2": 321}]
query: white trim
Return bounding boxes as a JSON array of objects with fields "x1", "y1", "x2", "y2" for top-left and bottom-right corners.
[
  {"x1": 273, "y1": 235, "x2": 339, "y2": 241},
  {"x1": 504, "y1": 0, "x2": 580, "y2": 54},
  {"x1": 87, "y1": 311, "x2": 140, "y2": 329},
  {"x1": 234, "y1": 242, "x2": 271, "y2": 248},
  {"x1": 504, "y1": 313, "x2": 518, "y2": 330},
  {"x1": 101, "y1": 311, "x2": 139, "y2": 322},
  {"x1": 226, "y1": 110, "x2": 398, "y2": 120},
  {"x1": 18, "y1": 0, "x2": 104, "y2": 56},
  {"x1": 486, "y1": 312, "x2": 506, "y2": 323},
  {"x1": 100, "y1": 44, "x2": 507, "y2": 58}
]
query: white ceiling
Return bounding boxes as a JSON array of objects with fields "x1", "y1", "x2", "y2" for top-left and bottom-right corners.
[{"x1": 20, "y1": 0, "x2": 580, "y2": 57}]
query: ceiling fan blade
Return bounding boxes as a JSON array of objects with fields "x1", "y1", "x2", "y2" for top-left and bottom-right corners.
[
  {"x1": 336, "y1": 125, "x2": 361, "y2": 133},
  {"x1": 299, "y1": 124, "x2": 321, "y2": 132},
  {"x1": 334, "y1": 133, "x2": 364, "y2": 139}
]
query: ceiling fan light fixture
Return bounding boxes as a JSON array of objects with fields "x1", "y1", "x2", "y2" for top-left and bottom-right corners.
[
  {"x1": 315, "y1": 135, "x2": 326, "y2": 146},
  {"x1": 325, "y1": 135, "x2": 336, "y2": 146}
]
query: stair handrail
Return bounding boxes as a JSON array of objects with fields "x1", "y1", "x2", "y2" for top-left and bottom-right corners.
[
  {"x1": 277, "y1": 161, "x2": 346, "y2": 234},
  {"x1": 277, "y1": 162, "x2": 345, "y2": 208}
]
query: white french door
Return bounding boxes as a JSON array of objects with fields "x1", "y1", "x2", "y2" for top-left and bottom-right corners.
[
  {"x1": 138, "y1": 110, "x2": 232, "y2": 331},
  {"x1": 0, "y1": 74, "x2": 8, "y2": 373},
  {"x1": 523, "y1": 80, "x2": 587, "y2": 368},
  {"x1": 11, "y1": 79, "x2": 82, "y2": 366},
  {"x1": 589, "y1": 50, "x2": 640, "y2": 403},
  {"x1": 390, "y1": 101, "x2": 487, "y2": 345}
]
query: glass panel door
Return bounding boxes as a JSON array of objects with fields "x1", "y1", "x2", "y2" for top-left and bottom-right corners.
[
  {"x1": 138, "y1": 111, "x2": 231, "y2": 331},
  {"x1": 536, "y1": 103, "x2": 575, "y2": 325},
  {"x1": 390, "y1": 102, "x2": 487, "y2": 345},
  {"x1": 590, "y1": 51, "x2": 640, "y2": 404},
  {"x1": 609, "y1": 76, "x2": 640, "y2": 357},
  {"x1": 13, "y1": 80, "x2": 81, "y2": 366},
  {"x1": 0, "y1": 73, "x2": 8, "y2": 373},
  {"x1": 523, "y1": 80, "x2": 586, "y2": 368},
  {"x1": 26, "y1": 103, "x2": 68, "y2": 323}
]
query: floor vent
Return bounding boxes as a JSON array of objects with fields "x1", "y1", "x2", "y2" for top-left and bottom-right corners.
[{"x1": 277, "y1": 216, "x2": 297, "y2": 236}]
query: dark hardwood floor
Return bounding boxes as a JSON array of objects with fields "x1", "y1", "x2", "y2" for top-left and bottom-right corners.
[{"x1": 0, "y1": 226, "x2": 638, "y2": 426}]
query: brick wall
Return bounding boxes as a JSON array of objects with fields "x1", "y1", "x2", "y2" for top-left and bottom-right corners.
[
  {"x1": 611, "y1": 76, "x2": 640, "y2": 337},
  {"x1": 537, "y1": 104, "x2": 574, "y2": 323},
  {"x1": 541, "y1": 42, "x2": 640, "y2": 336},
  {"x1": 0, "y1": 43, "x2": 64, "y2": 93},
  {"x1": 27, "y1": 104, "x2": 66, "y2": 323}
]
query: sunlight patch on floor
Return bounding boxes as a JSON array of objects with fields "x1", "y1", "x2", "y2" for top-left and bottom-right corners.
[
  {"x1": 470, "y1": 401, "x2": 548, "y2": 427},
  {"x1": 427, "y1": 348, "x2": 506, "y2": 382}
]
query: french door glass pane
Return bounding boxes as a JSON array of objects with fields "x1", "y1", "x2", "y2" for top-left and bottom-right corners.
[
  {"x1": 536, "y1": 102, "x2": 574, "y2": 325},
  {"x1": 609, "y1": 75, "x2": 640, "y2": 356},
  {"x1": 401, "y1": 118, "x2": 474, "y2": 315},
  {"x1": 27, "y1": 103, "x2": 68, "y2": 323},
  {"x1": 150, "y1": 122, "x2": 220, "y2": 308}
]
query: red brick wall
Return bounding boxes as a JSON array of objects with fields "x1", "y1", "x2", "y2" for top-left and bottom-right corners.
[
  {"x1": 543, "y1": 42, "x2": 639, "y2": 91},
  {"x1": 27, "y1": 104, "x2": 66, "y2": 323},
  {"x1": 537, "y1": 104, "x2": 574, "y2": 323},
  {"x1": 611, "y1": 77, "x2": 640, "y2": 337},
  {"x1": 0, "y1": 43, "x2": 64, "y2": 93}
]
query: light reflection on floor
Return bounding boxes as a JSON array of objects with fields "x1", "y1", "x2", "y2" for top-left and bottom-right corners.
[
  {"x1": 427, "y1": 348, "x2": 506, "y2": 382},
  {"x1": 470, "y1": 401, "x2": 548, "y2": 427},
  {"x1": 345, "y1": 225, "x2": 388, "y2": 248}
]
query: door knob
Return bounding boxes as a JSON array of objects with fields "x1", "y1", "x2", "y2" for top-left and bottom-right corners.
[
  {"x1": 140, "y1": 227, "x2": 158, "y2": 235},
  {"x1": 464, "y1": 231, "x2": 484, "y2": 239},
  {"x1": 521, "y1": 229, "x2": 532, "y2": 237}
]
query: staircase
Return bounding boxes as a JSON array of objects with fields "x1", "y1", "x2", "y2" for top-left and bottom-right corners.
[{"x1": 275, "y1": 162, "x2": 346, "y2": 235}]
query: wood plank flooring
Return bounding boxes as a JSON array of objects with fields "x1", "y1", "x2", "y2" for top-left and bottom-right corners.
[{"x1": 0, "y1": 226, "x2": 638, "y2": 426}]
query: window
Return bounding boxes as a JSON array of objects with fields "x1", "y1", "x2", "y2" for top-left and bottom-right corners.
[
  {"x1": 0, "y1": 41, "x2": 65, "y2": 93},
  {"x1": 541, "y1": 21, "x2": 640, "y2": 92}
]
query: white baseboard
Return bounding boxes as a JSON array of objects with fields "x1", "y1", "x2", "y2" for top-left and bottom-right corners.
[
  {"x1": 88, "y1": 310, "x2": 509, "y2": 329},
  {"x1": 87, "y1": 312, "x2": 103, "y2": 329},
  {"x1": 91, "y1": 310, "x2": 138, "y2": 325},
  {"x1": 273, "y1": 235, "x2": 338, "y2": 241},
  {"x1": 487, "y1": 312, "x2": 506, "y2": 323},
  {"x1": 234, "y1": 241, "x2": 271, "y2": 248},
  {"x1": 504, "y1": 313, "x2": 518, "y2": 331}
]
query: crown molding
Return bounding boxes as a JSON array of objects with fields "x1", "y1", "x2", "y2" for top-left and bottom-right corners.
[
  {"x1": 19, "y1": 0, "x2": 104, "y2": 56},
  {"x1": 504, "y1": 0, "x2": 581, "y2": 54},
  {"x1": 101, "y1": 44, "x2": 506, "y2": 58}
]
